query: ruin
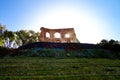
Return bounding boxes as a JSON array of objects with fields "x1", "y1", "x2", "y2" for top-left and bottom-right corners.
[{"x1": 39, "y1": 27, "x2": 79, "y2": 43}]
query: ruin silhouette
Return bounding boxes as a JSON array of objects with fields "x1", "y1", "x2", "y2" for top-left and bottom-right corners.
[{"x1": 39, "y1": 27, "x2": 79, "y2": 43}]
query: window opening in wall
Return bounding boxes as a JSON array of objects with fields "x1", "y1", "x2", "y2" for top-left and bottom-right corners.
[
  {"x1": 65, "y1": 34, "x2": 70, "y2": 38},
  {"x1": 46, "y1": 32, "x2": 50, "y2": 38},
  {"x1": 54, "y1": 32, "x2": 61, "y2": 38}
]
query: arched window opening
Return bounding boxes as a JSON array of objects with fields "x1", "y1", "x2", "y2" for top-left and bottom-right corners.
[
  {"x1": 54, "y1": 32, "x2": 61, "y2": 38},
  {"x1": 65, "y1": 34, "x2": 70, "y2": 38},
  {"x1": 46, "y1": 32, "x2": 50, "y2": 38}
]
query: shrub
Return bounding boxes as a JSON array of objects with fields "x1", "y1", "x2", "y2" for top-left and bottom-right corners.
[{"x1": 0, "y1": 47, "x2": 10, "y2": 57}]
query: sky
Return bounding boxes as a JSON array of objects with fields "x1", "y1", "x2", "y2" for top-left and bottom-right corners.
[{"x1": 0, "y1": 0, "x2": 120, "y2": 44}]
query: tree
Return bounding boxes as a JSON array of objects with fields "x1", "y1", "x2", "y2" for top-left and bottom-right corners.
[
  {"x1": 16, "y1": 30, "x2": 39, "y2": 45},
  {"x1": 27, "y1": 30, "x2": 39, "y2": 44},
  {"x1": 109, "y1": 39, "x2": 119, "y2": 45},
  {"x1": 0, "y1": 24, "x2": 6, "y2": 46},
  {"x1": 4, "y1": 30, "x2": 15, "y2": 41},
  {"x1": 0, "y1": 35, "x2": 4, "y2": 46},
  {"x1": 0, "y1": 23, "x2": 39, "y2": 47},
  {"x1": 16, "y1": 30, "x2": 29, "y2": 45},
  {"x1": 99, "y1": 39, "x2": 120, "y2": 52},
  {"x1": 99, "y1": 39, "x2": 108, "y2": 46},
  {"x1": 0, "y1": 24, "x2": 6, "y2": 35}
]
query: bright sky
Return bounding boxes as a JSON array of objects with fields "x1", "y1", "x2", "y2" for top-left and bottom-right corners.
[{"x1": 0, "y1": 0, "x2": 120, "y2": 44}]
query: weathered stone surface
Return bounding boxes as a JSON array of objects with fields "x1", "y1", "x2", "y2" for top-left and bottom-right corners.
[{"x1": 39, "y1": 27, "x2": 79, "y2": 43}]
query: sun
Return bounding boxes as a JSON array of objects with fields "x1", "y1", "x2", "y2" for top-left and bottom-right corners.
[{"x1": 38, "y1": 5, "x2": 104, "y2": 43}]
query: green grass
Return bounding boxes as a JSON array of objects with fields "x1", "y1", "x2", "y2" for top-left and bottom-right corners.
[{"x1": 0, "y1": 57, "x2": 120, "y2": 80}]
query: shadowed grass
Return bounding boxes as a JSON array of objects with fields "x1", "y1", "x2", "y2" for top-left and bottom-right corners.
[{"x1": 0, "y1": 57, "x2": 120, "y2": 80}]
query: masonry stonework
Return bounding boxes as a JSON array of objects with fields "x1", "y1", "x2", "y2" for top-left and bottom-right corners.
[{"x1": 39, "y1": 27, "x2": 79, "y2": 43}]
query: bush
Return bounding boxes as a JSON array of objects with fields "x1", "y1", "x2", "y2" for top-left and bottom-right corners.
[
  {"x1": 0, "y1": 47, "x2": 10, "y2": 57},
  {"x1": 17, "y1": 48, "x2": 66, "y2": 58},
  {"x1": 9, "y1": 48, "x2": 120, "y2": 59},
  {"x1": 38, "y1": 48, "x2": 66, "y2": 58}
]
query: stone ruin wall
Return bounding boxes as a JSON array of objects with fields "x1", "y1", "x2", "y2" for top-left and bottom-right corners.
[{"x1": 39, "y1": 27, "x2": 79, "y2": 43}]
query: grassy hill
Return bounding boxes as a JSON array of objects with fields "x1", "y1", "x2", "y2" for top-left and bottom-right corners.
[
  {"x1": 0, "y1": 42, "x2": 120, "y2": 80},
  {"x1": 0, "y1": 57, "x2": 120, "y2": 80},
  {"x1": 1, "y1": 42, "x2": 120, "y2": 59}
]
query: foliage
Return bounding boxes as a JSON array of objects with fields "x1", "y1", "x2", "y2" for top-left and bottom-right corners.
[
  {"x1": 0, "y1": 24, "x2": 6, "y2": 46},
  {"x1": 99, "y1": 39, "x2": 119, "y2": 46},
  {"x1": 15, "y1": 30, "x2": 39, "y2": 45},
  {"x1": 0, "y1": 35, "x2": 4, "y2": 46},
  {"x1": 17, "y1": 48, "x2": 66, "y2": 58},
  {"x1": 0, "y1": 47, "x2": 10, "y2": 57},
  {"x1": 98, "y1": 39, "x2": 120, "y2": 52},
  {"x1": 4, "y1": 30, "x2": 15, "y2": 41},
  {"x1": 1, "y1": 48, "x2": 116, "y2": 59},
  {"x1": 0, "y1": 23, "x2": 39, "y2": 47}
]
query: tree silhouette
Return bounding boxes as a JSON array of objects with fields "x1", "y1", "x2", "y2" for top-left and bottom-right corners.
[{"x1": 99, "y1": 39, "x2": 120, "y2": 52}]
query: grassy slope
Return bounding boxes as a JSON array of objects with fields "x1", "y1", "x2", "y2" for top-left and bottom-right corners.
[{"x1": 0, "y1": 57, "x2": 120, "y2": 80}]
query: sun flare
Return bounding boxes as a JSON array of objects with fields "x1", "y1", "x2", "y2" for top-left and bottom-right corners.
[{"x1": 38, "y1": 5, "x2": 104, "y2": 43}]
